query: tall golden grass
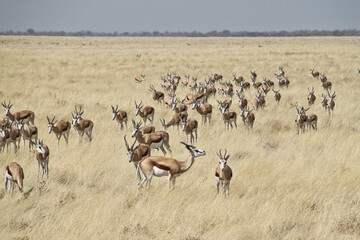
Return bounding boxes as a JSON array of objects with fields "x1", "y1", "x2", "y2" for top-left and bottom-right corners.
[{"x1": 0, "y1": 36, "x2": 360, "y2": 239}]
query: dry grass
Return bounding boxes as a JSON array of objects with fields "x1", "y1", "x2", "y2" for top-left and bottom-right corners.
[{"x1": 0, "y1": 36, "x2": 360, "y2": 239}]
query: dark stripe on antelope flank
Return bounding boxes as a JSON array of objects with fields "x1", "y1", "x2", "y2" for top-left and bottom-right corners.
[
  {"x1": 215, "y1": 172, "x2": 219, "y2": 177},
  {"x1": 153, "y1": 162, "x2": 171, "y2": 171}
]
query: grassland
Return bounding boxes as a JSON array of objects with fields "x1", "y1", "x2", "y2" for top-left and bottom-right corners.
[{"x1": 0, "y1": 36, "x2": 360, "y2": 239}]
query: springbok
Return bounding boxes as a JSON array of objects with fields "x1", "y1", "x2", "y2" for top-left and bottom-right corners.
[
  {"x1": 8, "y1": 121, "x2": 21, "y2": 152},
  {"x1": 263, "y1": 78, "x2": 274, "y2": 89},
  {"x1": 236, "y1": 92, "x2": 248, "y2": 111},
  {"x1": 137, "y1": 142, "x2": 206, "y2": 189},
  {"x1": 160, "y1": 111, "x2": 188, "y2": 131},
  {"x1": 30, "y1": 139, "x2": 50, "y2": 178},
  {"x1": 189, "y1": 77, "x2": 198, "y2": 93},
  {"x1": 215, "y1": 149, "x2": 232, "y2": 197},
  {"x1": 321, "y1": 93, "x2": 329, "y2": 112},
  {"x1": 131, "y1": 120, "x2": 171, "y2": 155},
  {"x1": 180, "y1": 115, "x2": 198, "y2": 144},
  {"x1": 181, "y1": 75, "x2": 190, "y2": 87},
  {"x1": 192, "y1": 99, "x2": 212, "y2": 124},
  {"x1": 240, "y1": 107, "x2": 255, "y2": 131},
  {"x1": 131, "y1": 119, "x2": 155, "y2": 136},
  {"x1": 279, "y1": 66, "x2": 285, "y2": 76},
  {"x1": 135, "y1": 74, "x2": 145, "y2": 83},
  {"x1": 18, "y1": 119, "x2": 38, "y2": 151},
  {"x1": 72, "y1": 107, "x2": 94, "y2": 142},
  {"x1": 272, "y1": 89, "x2": 281, "y2": 106},
  {"x1": 212, "y1": 73, "x2": 223, "y2": 82},
  {"x1": 111, "y1": 105, "x2": 128, "y2": 130},
  {"x1": 320, "y1": 74, "x2": 332, "y2": 91},
  {"x1": 250, "y1": 70, "x2": 262, "y2": 88},
  {"x1": 232, "y1": 73, "x2": 244, "y2": 85},
  {"x1": 253, "y1": 90, "x2": 266, "y2": 110},
  {"x1": 327, "y1": 90, "x2": 336, "y2": 116},
  {"x1": 124, "y1": 135, "x2": 150, "y2": 181},
  {"x1": 164, "y1": 93, "x2": 176, "y2": 108},
  {"x1": 4, "y1": 162, "x2": 24, "y2": 194},
  {"x1": 219, "y1": 106, "x2": 237, "y2": 130},
  {"x1": 310, "y1": 69, "x2": 320, "y2": 78},
  {"x1": 172, "y1": 98, "x2": 188, "y2": 113},
  {"x1": 47, "y1": 116, "x2": 71, "y2": 146},
  {"x1": 149, "y1": 85, "x2": 165, "y2": 103},
  {"x1": 307, "y1": 87, "x2": 316, "y2": 106},
  {"x1": 135, "y1": 101, "x2": 155, "y2": 124},
  {"x1": 295, "y1": 106, "x2": 308, "y2": 134},
  {"x1": 2, "y1": 101, "x2": 35, "y2": 125}
]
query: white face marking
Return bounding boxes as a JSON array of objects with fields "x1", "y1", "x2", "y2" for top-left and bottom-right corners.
[
  {"x1": 220, "y1": 160, "x2": 226, "y2": 171},
  {"x1": 72, "y1": 118, "x2": 77, "y2": 126},
  {"x1": 112, "y1": 113, "x2": 117, "y2": 120},
  {"x1": 126, "y1": 151, "x2": 134, "y2": 162},
  {"x1": 131, "y1": 129, "x2": 138, "y2": 138},
  {"x1": 0, "y1": 130, "x2": 5, "y2": 138},
  {"x1": 37, "y1": 145, "x2": 46, "y2": 154},
  {"x1": 194, "y1": 148, "x2": 206, "y2": 157},
  {"x1": 48, "y1": 125, "x2": 53, "y2": 134},
  {"x1": 18, "y1": 123, "x2": 23, "y2": 130},
  {"x1": 153, "y1": 167, "x2": 169, "y2": 177},
  {"x1": 191, "y1": 103, "x2": 197, "y2": 110}
]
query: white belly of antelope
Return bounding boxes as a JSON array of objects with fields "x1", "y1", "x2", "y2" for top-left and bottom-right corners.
[
  {"x1": 150, "y1": 140, "x2": 163, "y2": 149},
  {"x1": 153, "y1": 167, "x2": 169, "y2": 177}
]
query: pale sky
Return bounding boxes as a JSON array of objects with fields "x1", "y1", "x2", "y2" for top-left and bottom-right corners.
[{"x1": 0, "y1": 0, "x2": 359, "y2": 32}]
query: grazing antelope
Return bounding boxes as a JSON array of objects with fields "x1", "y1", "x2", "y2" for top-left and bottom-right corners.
[
  {"x1": 18, "y1": 119, "x2": 38, "y2": 151},
  {"x1": 149, "y1": 85, "x2": 165, "y2": 103},
  {"x1": 180, "y1": 116, "x2": 198, "y2": 144},
  {"x1": 47, "y1": 116, "x2": 71, "y2": 145},
  {"x1": 2, "y1": 101, "x2": 35, "y2": 125},
  {"x1": 191, "y1": 99, "x2": 212, "y2": 124},
  {"x1": 111, "y1": 105, "x2": 128, "y2": 130},
  {"x1": 320, "y1": 74, "x2": 332, "y2": 91},
  {"x1": 215, "y1": 149, "x2": 232, "y2": 197},
  {"x1": 4, "y1": 162, "x2": 24, "y2": 194},
  {"x1": 72, "y1": 107, "x2": 94, "y2": 142},
  {"x1": 131, "y1": 120, "x2": 171, "y2": 155},
  {"x1": 240, "y1": 107, "x2": 255, "y2": 131},
  {"x1": 272, "y1": 89, "x2": 281, "y2": 106},
  {"x1": 181, "y1": 75, "x2": 190, "y2": 87},
  {"x1": 219, "y1": 106, "x2": 237, "y2": 130},
  {"x1": 327, "y1": 90, "x2": 336, "y2": 116},
  {"x1": 30, "y1": 139, "x2": 50, "y2": 178},
  {"x1": 321, "y1": 93, "x2": 329, "y2": 112},
  {"x1": 135, "y1": 101, "x2": 155, "y2": 124},
  {"x1": 307, "y1": 87, "x2": 316, "y2": 106},
  {"x1": 310, "y1": 69, "x2": 320, "y2": 78},
  {"x1": 137, "y1": 142, "x2": 206, "y2": 189},
  {"x1": 160, "y1": 111, "x2": 188, "y2": 131},
  {"x1": 124, "y1": 136, "x2": 150, "y2": 181},
  {"x1": 135, "y1": 74, "x2": 145, "y2": 83}
]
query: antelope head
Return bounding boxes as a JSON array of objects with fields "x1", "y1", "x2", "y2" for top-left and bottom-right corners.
[
  {"x1": 327, "y1": 90, "x2": 336, "y2": 104},
  {"x1": 134, "y1": 101, "x2": 143, "y2": 116},
  {"x1": 216, "y1": 149, "x2": 230, "y2": 171},
  {"x1": 131, "y1": 119, "x2": 142, "y2": 138},
  {"x1": 17, "y1": 119, "x2": 25, "y2": 131},
  {"x1": 2, "y1": 101, "x2": 13, "y2": 116},
  {"x1": 47, "y1": 116, "x2": 58, "y2": 134},
  {"x1": 111, "y1": 105, "x2": 120, "y2": 120},
  {"x1": 30, "y1": 139, "x2": 46, "y2": 154},
  {"x1": 124, "y1": 135, "x2": 139, "y2": 162},
  {"x1": 272, "y1": 89, "x2": 279, "y2": 96},
  {"x1": 179, "y1": 115, "x2": 188, "y2": 131},
  {"x1": 180, "y1": 141, "x2": 206, "y2": 157},
  {"x1": 149, "y1": 85, "x2": 157, "y2": 94}
]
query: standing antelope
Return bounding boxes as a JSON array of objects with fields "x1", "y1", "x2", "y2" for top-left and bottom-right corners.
[
  {"x1": 192, "y1": 99, "x2": 212, "y2": 124},
  {"x1": 320, "y1": 74, "x2": 332, "y2": 91},
  {"x1": 180, "y1": 115, "x2": 198, "y2": 144},
  {"x1": 18, "y1": 119, "x2": 38, "y2": 151},
  {"x1": 135, "y1": 74, "x2": 145, "y2": 83},
  {"x1": 2, "y1": 101, "x2": 35, "y2": 125},
  {"x1": 279, "y1": 66, "x2": 285, "y2": 76},
  {"x1": 47, "y1": 116, "x2": 71, "y2": 146},
  {"x1": 272, "y1": 89, "x2": 281, "y2": 106},
  {"x1": 181, "y1": 75, "x2": 190, "y2": 87},
  {"x1": 111, "y1": 105, "x2": 128, "y2": 130},
  {"x1": 321, "y1": 94, "x2": 329, "y2": 112},
  {"x1": 307, "y1": 87, "x2": 316, "y2": 106},
  {"x1": 131, "y1": 120, "x2": 171, "y2": 155},
  {"x1": 4, "y1": 162, "x2": 24, "y2": 194},
  {"x1": 164, "y1": 93, "x2": 176, "y2": 108},
  {"x1": 219, "y1": 106, "x2": 237, "y2": 130},
  {"x1": 137, "y1": 142, "x2": 206, "y2": 189},
  {"x1": 253, "y1": 90, "x2": 266, "y2": 110},
  {"x1": 240, "y1": 107, "x2": 255, "y2": 131},
  {"x1": 160, "y1": 111, "x2": 188, "y2": 131},
  {"x1": 263, "y1": 78, "x2": 274, "y2": 89},
  {"x1": 327, "y1": 90, "x2": 336, "y2": 116},
  {"x1": 30, "y1": 139, "x2": 50, "y2": 178},
  {"x1": 250, "y1": 70, "x2": 262, "y2": 88},
  {"x1": 232, "y1": 73, "x2": 244, "y2": 85},
  {"x1": 295, "y1": 106, "x2": 308, "y2": 134},
  {"x1": 149, "y1": 85, "x2": 165, "y2": 103},
  {"x1": 8, "y1": 122, "x2": 21, "y2": 152},
  {"x1": 236, "y1": 92, "x2": 248, "y2": 111},
  {"x1": 72, "y1": 107, "x2": 94, "y2": 142},
  {"x1": 135, "y1": 101, "x2": 155, "y2": 124},
  {"x1": 189, "y1": 77, "x2": 198, "y2": 93},
  {"x1": 172, "y1": 98, "x2": 188, "y2": 113},
  {"x1": 131, "y1": 119, "x2": 155, "y2": 136},
  {"x1": 310, "y1": 69, "x2": 320, "y2": 78},
  {"x1": 215, "y1": 149, "x2": 232, "y2": 197},
  {"x1": 124, "y1": 136, "x2": 150, "y2": 181}
]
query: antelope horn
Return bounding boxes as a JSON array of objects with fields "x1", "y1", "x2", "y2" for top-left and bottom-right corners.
[
  {"x1": 124, "y1": 135, "x2": 129, "y2": 150},
  {"x1": 52, "y1": 116, "x2": 56, "y2": 123},
  {"x1": 131, "y1": 138, "x2": 137, "y2": 150}
]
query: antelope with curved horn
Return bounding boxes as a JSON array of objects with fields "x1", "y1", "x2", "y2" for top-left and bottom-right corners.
[
  {"x1": 191, "y1": 99, "x2": 212, "y2": 124},
  {"x1": 72, "y1": 106, "x2": 94, "y2": 142},
  {"x1": 47, "y1": 116, "x2": 71, "y2": 146},
  {"x1": 215, "y1": 149, "x2": 232, "y2": 197},
  {"x1": 137, "y1": 141, "x2": 206, "y2": 189},
  {"x1": 253, "y1": 89, "x2": 266, "y2": 110},
  {"x1": 327, "y1": 90, "x2": 336, "y2": 116},
  {"x1": 5, "y1": 121, "x2": 21, "y2": 153},
  {"x1": 251, "y1": 70, "x2": 262, "y2": 89},
  {"x1": 135, "y1": 101, "x2": 155, "y2": 124},
  {"x1": 240, "y1": 106, "x2": 255, "y2": 131},
  {"x1": 111, "y1": 105, "x2": 128, "y2": 130},
  {"x1": 4, "y1": 162, "x2": 24, "y2": 194},
  {"x1": 272, "y1": 89, "x2": 281, "y2": 107},
  {"x1": 189, "y1": 77, "x2": 198, "y2": 94},
  {"x1": 181, "y1": 75, "x2": 190, "y2": 87},
  {"x1": 320, "y1": 73, "x2": 332, "y2": 91},
  {"x1": 160, "y1": 111, "x2": 188, "y2": 131},
  {"x1": 219, "y1": 106, "x2": 237, "y2": 130},
  {"x1": 2, "y1": 101, "x2": 35, "y2": 125},
  {"x1": 295, "y1": 106, "x2": 308, "y2": 134},
  {"x1": 307, "y1": 87, "x2": 316, "y2": 106},
  {"x1": 131, "y1": 119, "x2": 155, "y2": 136},
  {"x1": 310, "y1": 69, "x2": 320, "y2": 78},
  {"x1": 135, "y1": 74, "x2": 145, "y2": 83},
  {"x1": 236, "y1": 92, "x2": 248, "y2": 111},
  {"x1": 0, "y1": 121, "x2": 11, "y2": 152},
  {"x1": 124, "y1": 135, "x2": 150, "y2": 181},
  {"x1": 17, "y1": 119, "x2": 38, "y2": 151},
  {"x1": 164, "y1": 92, "x2": 176, "y2": 109},
  {"x1": 180, "y1": 115, "x2": 198, "y2": 144},
  {"x1": 232, "y1": 73, "x2": 244, "y2": 85},
  {"x1": 149, "y1": 85, "x2": 165, "y2": 103},
  {"x1": 172, "y1": 98, "x2": 188, "y2": 113},
  {"x1": 30, "y1": 139, "x2": 50, "y2": 178},
  {"x1": 321, "y1": 93, "x2": 329, "y2": 112},
  {"x1": 131, "y1": 120, "x2": 171, "y2": 155}
]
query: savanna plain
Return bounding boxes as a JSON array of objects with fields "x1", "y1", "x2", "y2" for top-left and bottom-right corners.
[{"x1": 0, "y1": 36, "x2": 360, "y2": 240}]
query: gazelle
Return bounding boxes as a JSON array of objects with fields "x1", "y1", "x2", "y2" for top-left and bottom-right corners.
[
  {"x1": 191, "y1": 99, "x2": 212, "y2": 124},
  {"x1": 215, "y1": 149, "x2": 232, "y2": 197},
  {"x1": 327, "y1": 90, "x2": 336, "y2": 116},
  {"x1": 307, "y1": 87, "x2": 316, "y2": 106},
  {"x1": 320, "y1": 74, "x2": 332, "y2": 91},
  {"x1": 219, "y1": 106, "x2": 237, "y2": 130},
  {"x1": 131, "y1": 120, "x2": 171, "y2": 155},
  {"x1": 135, "y1": 101, "x2": 155, "y2": 124},
  {"x1": 272, "y1": 89, "x2": 281, "y2": 106},
  {"x1": 135, "y1": 74, "x2": 145, "y2": 83},
  {"x1": 263, "y1": 78, "x2": 274, "y2": 89},
  {"x1": 2, "y1": 101, "x2": 35, "y2": 125},
  {"x1": 72, "y1": 107, "x2": 94, "y2": 142},
  {"x1": 30, "y1": 139, "x2": 50, "y2": 178},
  {"x1": 160, "y1": 111, "x2": 188, "y2": 131},
  {"x1": 321, "y1": 93, "x2": 329, "y2": 112},
  {"x1": 240, "y1": 107, "x2": 255, "y2": 131},
  {"x1": 18, "y1": 119, "x2": 38, "y2": 151},
  {"x1": 253, "y1": 90, "x2": 266, "y2": 110},
  {"x1": 310, "y1": 69, "x2": 320, "y2": 78},
  {"x1": 137, "y1": 141, "x2": 206, "y2": 189},
  {"x1": 0, "y1": 122, "x2": 11, "y2": 152},
  {"x1": 212, "y1": 73, "x2": 223, "y2": 82},
  {"x1": 149, "y1": 85, "x2": 165, "y2": 103},
  {"x1": 47, "y1": 116, "x2": 71, "y2": 145},
  {"x1": 124, "y1": 135, "x2": 150, "y2": 181},
  {"x1": 180, "y1": 115, "x2": 198, "y2": 144},
  {"x1": 4, "y1": 162, "x2": 24, "y2": 194},
  {"x1": 111, "y1": 105, "x2": 128, "y2": 130},
  {"x1": 7, "y1": 121, "x2": 21, "y2": 152}
]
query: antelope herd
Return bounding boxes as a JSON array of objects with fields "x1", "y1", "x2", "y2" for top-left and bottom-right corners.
[{"x1": 1, "y1": 66, "x2": 345, "y2": 198}]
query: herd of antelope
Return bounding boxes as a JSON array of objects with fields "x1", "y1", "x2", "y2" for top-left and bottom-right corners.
[{"x1": 2, "y1": 67, "x2": 342, "y2": 197}]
